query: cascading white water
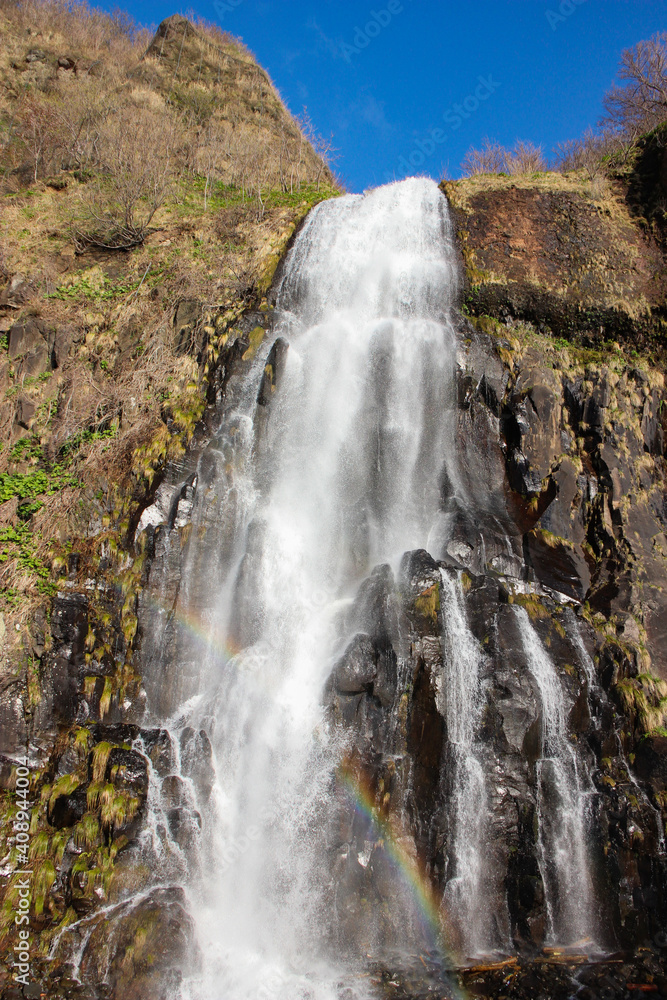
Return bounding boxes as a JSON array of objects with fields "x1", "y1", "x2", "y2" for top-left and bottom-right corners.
[
  {"x1": 141, "y1": 179, "x2": 466, "y2": 999},
  {"x1": 439, "y1": 569, "x2": 494, "y2": 959},
  {"x1": 515, "y1": 608, "x2": 597, "y2": 948}
]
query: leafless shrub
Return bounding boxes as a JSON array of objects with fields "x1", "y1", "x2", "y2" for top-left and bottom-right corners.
[
  {"x1": 1, "y1": 0, "x2": 336, "y2": 214},
  {"x1": 73, "y1": 104, "x2": 178, "y2": 249},
  {"x1": 461, "y1": 137, "x2": 507, "y2": 176},
  {"x1": 462, "y1": 138, "x2": 545, "y2": 177},
  {"x1": 2, "y1": 0, "x2": 147, "y2": 74},
  {"x1": 505, "y1": 140, "x2": 546, "y2": 175},
  {"x1": 602, "y1": 31, "x2": 667, "y2": 142},
  {"x1": 296, "y1": 108, "x2": 338, "y2": 191},
  {"x1": 554, "y1": 127, "x2": 622, "y2": 178},
  {"x1": 13, "y1": 96, "x2": 65, "y2": 181}
]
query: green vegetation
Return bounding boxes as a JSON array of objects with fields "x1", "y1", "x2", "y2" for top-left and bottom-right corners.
[
  {"x1": 616, "y1": 673, "x2": 667, "y2": 734},
  {"x1": 0, "y1": 466, "x2": 80, "y2": 510}
]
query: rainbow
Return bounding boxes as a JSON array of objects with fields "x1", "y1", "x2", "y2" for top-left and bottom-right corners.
[
  {"x1": 142, "y1": 595, "x2": 470, "y2": 995},
  {"x1": 338, "y1": 760, "x2": 469, "y2": 999},
  {"x1": 143, "y1": 593, "x2": 242, "y2": 664}
]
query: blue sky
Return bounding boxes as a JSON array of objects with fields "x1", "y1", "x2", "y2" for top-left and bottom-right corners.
[{"x1": 112, "y1": 0, "x2": 665, "y2": 192}]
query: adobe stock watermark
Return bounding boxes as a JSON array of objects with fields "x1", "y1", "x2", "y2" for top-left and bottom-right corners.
[
  {"x1": 384, "y1": 74, "x2": 501, "y2": 182},
  {"x1": 545, "y1": 0, "x2": 588, "y2": 31},
  {"x1": 341, "y1": 0, "x2": 412, "y2": 64},
  {"x1": 8, "y1": 758, "x2": 34, "y2": 989},
  {"x1": 213, "y1": 0, "x2": 245, "y2": 20}
]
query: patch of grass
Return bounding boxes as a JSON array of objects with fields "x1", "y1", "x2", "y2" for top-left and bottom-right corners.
[
  {"x1": 0, "y1": 467, "x2": 80, "y2": 509},
  {"x1": 49, "y1": 270, "x2": 142, "y2": 303},
  {"x1": 9, "y1": 437, "x2": 43, "y2": 463}
]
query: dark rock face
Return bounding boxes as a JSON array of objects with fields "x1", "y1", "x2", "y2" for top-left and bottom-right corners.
[
  {"x1": 443, "y1": 172, "x2": 667, "y2": 349},
  {"x1": 33, "y1": 592, "x2": 88, "y2": 744},
  {"x1": 8, "y1": 318, "x2": 53, "y2": 375},
  {"x1": 322, "y1": 320, "x2": 667, "y2": 959},
  {"x1": 525, "y1": 528, "x2": 591, "y2": 601}
]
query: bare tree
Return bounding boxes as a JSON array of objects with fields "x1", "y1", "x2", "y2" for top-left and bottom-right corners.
[
  {"x1": 15, "y1": 97, "x2": 64, "y2": 181},
  {"x1": 602, "y1": 32, "x2": 667, "y2": 141},
  {"x1": 75, "y1": 105, "x2": 177, "y2": 249},
  {"x1": 296, "y1": 108, "x2": 337, "y2": 191},
  {"x1": 461, "y1": 138, "x2": 507, "y2": 176},
  {"x1": 506, "y1": 140, "x2": 546, "y2": 175},
  {"x1": 555, "y1": 127, "x2": 621, "y2": 178}
]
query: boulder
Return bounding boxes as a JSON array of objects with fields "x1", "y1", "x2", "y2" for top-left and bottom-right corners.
[
  {"x1": 332, "y1": 633, "x2": 377, "y2": 694},
  {"x1": 0, "y1": 273, "x2": 33, "y2": 307},
  {"x1": 8, "y1": 318, "x2": 52, "y2": 375},
  {"x1": 105, "y1": 747, "x2": 149, "y2": 799},
  {"x1": 15, "y1": 396, "x2": 36, "y2": 429},
  {"x1": 179, "y1": 727, "x2": 214, "y2": 801}
]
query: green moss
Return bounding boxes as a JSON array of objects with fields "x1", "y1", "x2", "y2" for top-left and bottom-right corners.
[
  {"x1": 74, "y1": 726, "x2": 93, "y2": 753},
  {"x1": 48, "y1": 774, "x2": 81, "y2": 812},
  {"x1": 532, "y1": 528, "x2": 578, "y2": 552},
  {"x1": 509, "y1": 593, "x2": 549, "y2": 620},
  {"x1": 75, "y1": 812, "x2": 100, "y2": 849},
  {"x1": 242, "y1": 326, "x2": 265, "y2": 361},
  {"x1": 91, "y1": 741, "x2": 114, "y2": 783},
  {"x1": 615, "y1": 673, "x2": 667, "y2": 734},
  {"x1": 414, "y1": 584, "x2": 440, "y2": 623},
  {"x1": 33, "y1": 859, "x2": 56, "y2": 916}
]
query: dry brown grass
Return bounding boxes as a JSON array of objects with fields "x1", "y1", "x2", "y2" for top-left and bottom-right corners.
[
  {"x1": 0, "y1": 1, "x2": 337, "y2": 210},
  {"x1": 0, "y1": 0, "x2": 340, "y2": 638}
]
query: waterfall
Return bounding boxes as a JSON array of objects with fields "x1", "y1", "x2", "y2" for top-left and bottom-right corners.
[
  {"x1": 515, "y1": 608, "x2": 597, "y2": 949},
  {"x1": 439, "y1": 569, "x2": 496, "y2": 959},
  {"x1": 138, "y1": 179, "x2": 464, "y2": 999},
  {"x1": 47, "y1": 174, "x2": 619, "y2": 1000}
]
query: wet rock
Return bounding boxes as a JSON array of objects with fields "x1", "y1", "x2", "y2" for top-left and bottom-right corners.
[
  {"x1": 105, "y1": 747, "x2": 149, "y2": 798},
  {"x1": 35, "y1": 593, "x2": 88, "y2": 732},
  {"x1": 167, "y1": 805, "x2": 202, "y2": 850},
  {"x1": 351, "y1": 563, "x2": 399, "y2": 647},
  {"x1": 329, "y1": 632, "x2": 397, "y2": 709},
  {"x1": 161, "y1": 774, "x2": 186, "y2": 808},
  {"x1": 179, "y1": 727, "x2": 214, "y2": 801},
  {"x1": 48, "y1": 784, "x2": 87, "y2": 828},
  {"x1": 77, "y1": 886, "x2": 196, "y2": 999},
  {"x1": 332, "y1": 634, "x2": 377, "y2": 694},
  {"x1": 525, "y1": 528, "x2": 591, "y2": 601},
  {"x1": 400, "y1": 549, "x2": 440, "y2": 597},
  {"x1": 257, "y1": 336, "x2": 289, "y2": 406},
  {"x1": 632, "y1": 737, "x2": 667, "y2": 797},
  {"x1": 90, "y1": 723, "x2": 140, "y2": 747},
  {"x1": 142, "y1": 728, "x2": 176, "y2": 777}
]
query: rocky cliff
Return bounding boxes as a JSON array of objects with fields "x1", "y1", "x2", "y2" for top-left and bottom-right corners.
[{"x1": 1, "y1": 10, "x2": 667, "y2": 999}]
